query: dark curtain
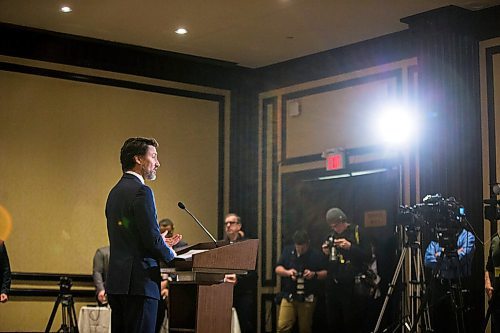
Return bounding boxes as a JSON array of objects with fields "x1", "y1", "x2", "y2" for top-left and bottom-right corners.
[{"x1": 402, "y1": 6, "x2": 484, "y2": 329}]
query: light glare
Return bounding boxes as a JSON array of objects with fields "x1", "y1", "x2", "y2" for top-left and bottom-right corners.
[
  {"x1": 175, "y1": 28, "x2": 188, "y2": 35},
  {"x1": 376, "y1": 104, "x2": 418, "y2": 146}
]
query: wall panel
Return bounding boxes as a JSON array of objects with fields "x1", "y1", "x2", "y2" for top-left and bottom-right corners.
[{"x1": 0, "y1": 56, "x2": 229, "y2": 331}]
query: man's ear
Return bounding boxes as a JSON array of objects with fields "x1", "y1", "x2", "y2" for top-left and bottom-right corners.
[{"x1": 133, "y1": 155, "x2": 142, "y2": 165}]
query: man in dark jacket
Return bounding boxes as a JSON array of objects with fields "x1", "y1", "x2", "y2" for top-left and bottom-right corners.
[
  {"x1": 0, "y1": 240, "x2": 11, "y2": 303},
  {"x1": 223, "y1": 213, "x2": 258, "y2": 333},
  {"x1": 275, "y1": 230, "x2": 327, "y2": 333},
  {"x1": 321, "y1": 208, "x2": 372, "y2": 333},
  {"x1": 105, "y1": 137, "x2": 178, "y2": 333}
]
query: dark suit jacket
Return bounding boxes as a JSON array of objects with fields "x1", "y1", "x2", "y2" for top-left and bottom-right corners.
[
  {"x1": 0, "y1": 242, "x2": 11, "y2": 295},
  {"x1": 105, "y1": 173, "x2": 175, "y2": 300}
]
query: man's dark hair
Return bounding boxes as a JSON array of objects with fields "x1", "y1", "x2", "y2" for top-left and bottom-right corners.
[
  {"x1": 293, "y1": 230, "x2": 310, "y2": 245},
  {"x1": 225, "y1": 213, "x2": 241, "y2": 224},
  {"x1": 159, "y1": 218, "x2": 174, "y2": 227},
  {"x1": 120, "y1": 137, "x2": 158, "y2": 172}
]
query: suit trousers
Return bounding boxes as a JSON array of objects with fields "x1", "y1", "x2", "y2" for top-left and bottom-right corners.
[{"x1": 108, "y1": 294, "x2": 158, "y2": 333}]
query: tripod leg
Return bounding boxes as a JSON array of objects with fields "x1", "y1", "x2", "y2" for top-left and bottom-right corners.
[
  {"x1": 45, "y1": 296, "x2": 62, "y2": 333},
  {"x1": 416, "y1": 246, "x2": 432, "y2": 331},
  {"x1": 60, "y1": 303, "x2": 68, "y2": 333},
  {"x1": 373, "y1": 246, "x2": 408, "y2": 333},
  {"x1": 410, "y1": 248, "x2": 447, "y2": 333},
  {"x1": 70, "y1": 296, "x2": 79, "y2": 333},
  {"x1": 450, "y1": 283, "x2": 467, "y2": 333}
]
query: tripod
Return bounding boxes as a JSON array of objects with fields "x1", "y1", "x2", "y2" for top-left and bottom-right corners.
[
  {"x1": 45, "y1": 292, "x2": 79, "y2": 333},
  {"x1": 410, "y1": 249, "x2": 467, "y2": 333},
  {"x1": 373, "y1": 225, "x2": 432, "y2": 333}
]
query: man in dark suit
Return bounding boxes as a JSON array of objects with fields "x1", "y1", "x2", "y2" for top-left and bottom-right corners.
[{"x1": 105, "y1": 137, "x2": 177, "y2": 333}]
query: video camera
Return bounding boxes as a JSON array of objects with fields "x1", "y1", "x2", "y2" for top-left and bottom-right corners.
[
  {"x1": 59, "y1": 276, "x2": 73, "y2": 294},
  {"x1": 398, "y1": 194, "x2": 466, "y2": 252}
]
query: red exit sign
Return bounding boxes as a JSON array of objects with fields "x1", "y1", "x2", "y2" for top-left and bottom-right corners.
[{"x1": 326, "y1": 153, "x2": 345, "y2": 171}]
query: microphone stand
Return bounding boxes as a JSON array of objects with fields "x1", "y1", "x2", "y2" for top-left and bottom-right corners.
[{"x1": 177, "y1": 202, "x2": 218, "y2": 246}]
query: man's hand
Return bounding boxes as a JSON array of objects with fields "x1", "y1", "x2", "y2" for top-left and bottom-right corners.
[
  {"x1": 287, "y1": 268, "x2": 298, "y2": 280},
  {"x1": 486, "y1": 285, "x2": 494, "y2": 300},
  {"x1": 334, "y1": 238, "x2": 351, "y2": 250},
  {"x1": 1, "y1": 293, "x2": 9, "y2": 303},
  {"x1": 165, "y1": 233, "x2": 182, "y2": 248},
  {"x1": 303, "y1": 269, "x2": 316, "y2": 280},
  {"x1": 97, "y1": 290, "x2": 107, "y2": 304},
  {"x1": 322, "y1": 242, "x2": 330, "y2": 256},
  {"x1": 224, "y1": 273, "x2": 237, "y2": 284},
  {"x1": 486, "y1": 271, "x2": 494, "y2": 300},
  {"x1": 160, "y1": 280, "x2": 169, "y2": 299}
]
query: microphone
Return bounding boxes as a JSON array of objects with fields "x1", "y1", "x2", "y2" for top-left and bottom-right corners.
[{"x1": 177, "y1": 202, "x2": 218, "y2": 246}]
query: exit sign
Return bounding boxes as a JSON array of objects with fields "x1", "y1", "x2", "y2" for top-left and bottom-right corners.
[{"x1": 326, "y1": 153, "x2": 345, "y2": 171}]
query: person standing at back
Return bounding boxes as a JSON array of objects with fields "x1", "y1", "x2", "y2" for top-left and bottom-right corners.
[
  {"x1": 159, "y1": 218, "x2": 187, "y2": 250},
  {"x1": 223, "y1": 213, "x2": 258, "y2": 333},
  {"x1": 321, "y1": 208, "x2": 372, "y2": 333},
  {"x1": 105, "y1": 137, "x2": 177, "y2": 333},
  {"x1": 275, "y1": 230, "x2": 327, "y2": 333},
  {"x1": 92, "y1": 245, "x2": 110, "y2": 306}
]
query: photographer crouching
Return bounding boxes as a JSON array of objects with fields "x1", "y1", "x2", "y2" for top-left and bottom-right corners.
[
  {"x1": 321, "y1": 208, "x2": 372, "y2": 333},
  {"x1": 275, "y1": 230, "x2": 328, "y2": 333}
]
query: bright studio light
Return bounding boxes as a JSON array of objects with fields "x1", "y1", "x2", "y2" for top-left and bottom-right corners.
[{"x1": 375, "y1": 103, "x2": 418, "y2": 145}]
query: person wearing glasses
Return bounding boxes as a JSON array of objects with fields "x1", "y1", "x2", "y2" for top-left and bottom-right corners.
[{"x1": 223, "y1": 213, "x2": 257, "y2": 333}]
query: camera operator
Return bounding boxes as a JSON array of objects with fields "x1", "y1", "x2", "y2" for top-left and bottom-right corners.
[
  {"x1": 424, "y1": 219, "x2": 475, "y2": 333},
  {"x1": 321, "y1": 208, "x2": 372, "y2": 333},
  {"x1": 485, "y1": 233, "x2": 500, "y2": 332},
  {"x1": 275, "y1": 230, "x2": 327, "y2": 333}
]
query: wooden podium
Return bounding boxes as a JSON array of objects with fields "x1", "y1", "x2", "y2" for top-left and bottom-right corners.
[{"x1": 168, "y1": 239, "x2": 259, "y2": 333}]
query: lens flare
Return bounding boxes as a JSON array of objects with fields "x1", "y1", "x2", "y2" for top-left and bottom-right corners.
[
  {"x1": 375, "y1": 102, "x2": 418, "y2": 146},
  {"x1": 0, "y1": 205, "x2": 13, "y2": 241}
]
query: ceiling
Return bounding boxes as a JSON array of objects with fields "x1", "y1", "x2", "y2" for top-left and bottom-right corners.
[{"x1": 0, "y1": 0, "x2": 498, "y2": 68}]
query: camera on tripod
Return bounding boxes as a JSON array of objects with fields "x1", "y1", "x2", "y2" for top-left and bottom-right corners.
[
  {"x1": 59, "y1": 276, "x2": 72, "y2": 294},
  {"x1": 399, "y1": 194, "x2": 465, "y2": 253},
  {"x1": 45, "y1": 276, "x2": 78, "y2": 333}
]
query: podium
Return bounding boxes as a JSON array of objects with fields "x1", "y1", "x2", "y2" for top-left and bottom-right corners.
[{"x1": 168, "y1": 239, "x2": 259, "y2": 333}]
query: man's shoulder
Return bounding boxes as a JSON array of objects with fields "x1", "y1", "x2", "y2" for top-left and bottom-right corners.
[{"x1": 110, "y1": 175, "x2": 149, "y2": 195}]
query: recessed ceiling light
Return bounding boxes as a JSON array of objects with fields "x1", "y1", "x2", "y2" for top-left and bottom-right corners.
[
  {"x1": 175, "y1": 28, "x2": 188, "y2": 35},
  {"x1": 60, "y1": 6, "x2": 72, "y2": 13}
]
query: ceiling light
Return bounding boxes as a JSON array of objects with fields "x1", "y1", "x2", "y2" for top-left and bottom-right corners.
[
  {"x1": 60, "y1": 6, "x2": 72, "y2": 13},
  {"x1": 175, "y1": 28, "x2": 188, "y2": 35}
]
